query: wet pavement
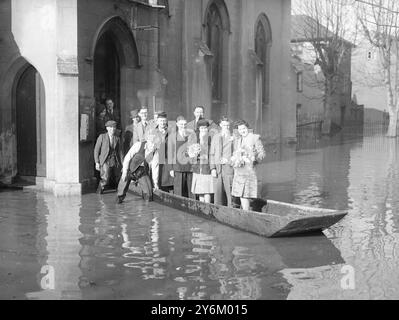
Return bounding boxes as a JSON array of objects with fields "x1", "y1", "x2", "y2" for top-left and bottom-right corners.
[{"x1": 2, "y1": 132, "x2": 399, "y2": 299}]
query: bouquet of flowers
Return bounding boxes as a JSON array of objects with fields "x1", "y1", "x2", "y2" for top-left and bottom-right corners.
[
  {"x1": 187, "y1": 143, "x2": 201, "y2": 158},
  {"x1": 230, "y1": 148, "x2": 256, "y2": 168}
]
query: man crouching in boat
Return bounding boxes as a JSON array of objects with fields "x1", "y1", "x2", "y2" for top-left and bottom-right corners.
[{"x1": 116, "y1": 135, "x2": 161, "y2": 203}]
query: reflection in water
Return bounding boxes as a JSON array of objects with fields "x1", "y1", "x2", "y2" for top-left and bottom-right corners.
[
  {"x1": 0, "y1": 191, "x2": 43, "y2": 299},
  {"x1": 0, "y1": 188, "x2": 343, "y2": 300},
  {"x1": 327, "y1": 136, "x2": 399, "y2": 299},
  {"x1": 123, "y1": 215, "x2": 167, "y2": 280},
  {"x1": 27, "y1": 193, "x2": 83, "y2": 299},
  {"x1": 3, "y1": 133, "x2": 399, "y2": 299},
  {"x1": 276, "y1": 134, "x2": 399, "y2": 299}
]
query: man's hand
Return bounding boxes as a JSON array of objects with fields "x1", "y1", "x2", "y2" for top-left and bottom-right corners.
[
  {"x1": 170, "y1": 170, "x2": 175, "y2": 178},
  {"x1": 211, "y1": 169, "x2": 217, "y2": 178},
  {"x1": 95, "y1": 163, "x2": 100, "y2": 171}
]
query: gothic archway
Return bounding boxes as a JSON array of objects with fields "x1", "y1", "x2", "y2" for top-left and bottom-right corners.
[
  {"x1": 92, "y1": 16, "x2": 140, "y2": 131},
  {"x1": 13, "y1": 62, "x2": 46, "y2": 179},
  {"x1": 255, "y1": 13, "x2": 272, "y2": 108}
]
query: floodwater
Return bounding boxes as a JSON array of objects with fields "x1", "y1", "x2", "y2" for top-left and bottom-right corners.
[{"x1": 2, "y1": 130, "x2": 399, "y2": 299}]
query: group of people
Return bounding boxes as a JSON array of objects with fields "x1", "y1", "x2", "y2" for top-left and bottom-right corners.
[{"x1": 94, "y1": 103, "x2": 266, "y2": 211}]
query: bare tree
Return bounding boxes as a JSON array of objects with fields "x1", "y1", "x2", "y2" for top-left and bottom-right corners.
[
  {"x1": 292, "y1": 0, "x2": 357, "y2": 134},
  {"x1": 356, "y1": 0, "x2": 399, "y2": 137}
]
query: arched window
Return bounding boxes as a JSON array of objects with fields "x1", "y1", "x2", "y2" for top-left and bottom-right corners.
[
  {"x1": 204, "y1": 0, "x2": 230, "y2": 106},
  {"x1": 206, "y1": 4, "x2": 223, "y2": 100},
  {"x1": 255, "y1": 14, "x2": 272, "y2": 106}
]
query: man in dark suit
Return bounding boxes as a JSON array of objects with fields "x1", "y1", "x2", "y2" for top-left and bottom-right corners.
[
  {"x1": 104, "y1": 99, "x2": 121, "y2": 130},
  {"x1": 210, "y1": 116, "x2": 234, "y2": 207},
  {"x1": 132, "y1": 106, "x2": 151, "y2": 144},
  {"x1": 148, "y1": 110, "x2": 161, "y2": 132},
  {"x1": 170, "y1": 116, "x2": 195, "y2": 198},
  {"x1": 151, "y1": 112, "x2": 174, "y2": 192},
  {"x1": 187, "y1": 105, "x2": 218, "y2": 136},
  {"x1": 94, "y1": 120, "x2": 123, "y2": 194}
]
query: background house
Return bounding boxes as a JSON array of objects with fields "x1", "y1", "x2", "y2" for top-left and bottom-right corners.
[
  {"x1": 352, "y1": 37, "x2": 390, "y2": 132},
  {"x1": 290, "y1": 14, "x2": 362, "y2": 133}
]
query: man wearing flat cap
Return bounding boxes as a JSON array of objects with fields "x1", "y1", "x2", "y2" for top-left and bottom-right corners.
[{"x1": 94, "y1": 120, "x2": 123, "y2": 194}]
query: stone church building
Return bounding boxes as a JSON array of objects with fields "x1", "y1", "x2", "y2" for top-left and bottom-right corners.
[{"x1": 0, "y1": 0, "x2": 294, "y2": 195}]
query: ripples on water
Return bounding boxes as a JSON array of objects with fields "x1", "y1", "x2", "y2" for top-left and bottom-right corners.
[{"x1": 2, "y1": 132, "x2": 399, "y2": 299}]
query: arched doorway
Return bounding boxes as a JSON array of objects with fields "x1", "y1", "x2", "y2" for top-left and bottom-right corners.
[
  {"x1": 14, "y1": 64, "x2": 46, "y2": 178},
  {"x1": 92, "y1": 17, "x2": 140, "y2": 134},
  {"x1": 94, "y1": 31, "x2": 120, "y2": 116}
]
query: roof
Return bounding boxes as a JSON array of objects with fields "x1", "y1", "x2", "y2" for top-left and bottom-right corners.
[{"x1": 291, "y1": 15, "x2": 354, "y2": 47}]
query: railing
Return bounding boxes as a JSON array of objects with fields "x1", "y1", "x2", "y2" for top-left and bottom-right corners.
[{"x1": 297, "y1": 120, "x2": 323, "y2": 128}]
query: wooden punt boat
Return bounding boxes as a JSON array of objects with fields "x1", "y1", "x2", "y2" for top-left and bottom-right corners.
[{"x1": 129, "y1": 187, "x2": 347, "y2": 238}]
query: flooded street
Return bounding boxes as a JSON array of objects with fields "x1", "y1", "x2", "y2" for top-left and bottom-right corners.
[{"x1": 2, "y1": 132, "x2": 399, "y2": 300}]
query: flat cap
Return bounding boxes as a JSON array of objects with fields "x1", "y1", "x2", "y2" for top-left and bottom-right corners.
[{"x1": 105, "y1": 120, "x2": 117, "y2": 127}]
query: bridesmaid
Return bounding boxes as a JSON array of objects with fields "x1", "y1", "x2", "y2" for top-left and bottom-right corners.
[
  {"x1": 231, "y1": 120, "x2": 265, "y2": 211},
  {"x1": 188, "y1": 119, "x2": 214, "y2": 203}
]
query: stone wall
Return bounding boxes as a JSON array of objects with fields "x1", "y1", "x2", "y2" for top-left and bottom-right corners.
[
  {"x1": 0, "y1": 0, "x2": 17, "y2": 182},
  {"x1": 0, "y1": 0, "x2": 81, "y2": 195}
]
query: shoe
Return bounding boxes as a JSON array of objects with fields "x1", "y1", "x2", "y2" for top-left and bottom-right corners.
[{"x1": 117, "y1": 195, "x2": 125, "y2": 204}]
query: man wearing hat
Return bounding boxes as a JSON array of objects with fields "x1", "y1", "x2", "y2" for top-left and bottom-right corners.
[
  {"x1": 94, "y1": 120, "x2": 123, "y2": 194},
  {"x1": 123, "y1": 109, "x2": 141, "y2": 155}
]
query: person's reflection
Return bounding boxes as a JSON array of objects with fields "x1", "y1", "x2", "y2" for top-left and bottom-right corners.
[
  {"x1": 27, "y1": 193, "x2": 83, "y2": 299},
  {"x1": 122, "y1": 214, "x2": 167, "y2": 280},
  {"x1": 1, "y1": 191, "x2": 43, "y2": 299}
]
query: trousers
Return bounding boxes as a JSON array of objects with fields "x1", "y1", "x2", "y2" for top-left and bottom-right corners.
[
  {"x1": 173, "y1": 171, "x2": 194, "y2": 199},
  {"x1": 213, "y1": 172, "x2": 233, "y2": 207},
  {"x1": 100, "y1": 161, "x2": 121, "y2": 189},
  {"x1": 117, "y1": 172, "x2": 153, "y2": 201}
]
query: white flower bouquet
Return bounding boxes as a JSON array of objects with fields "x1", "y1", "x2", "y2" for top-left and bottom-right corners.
[
  {"x1": 187, "y1": 143, "x2": 201, "y2": 158},
  {"x1": 230, "y1": 148, "x2": 255, "y2": 168}
]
